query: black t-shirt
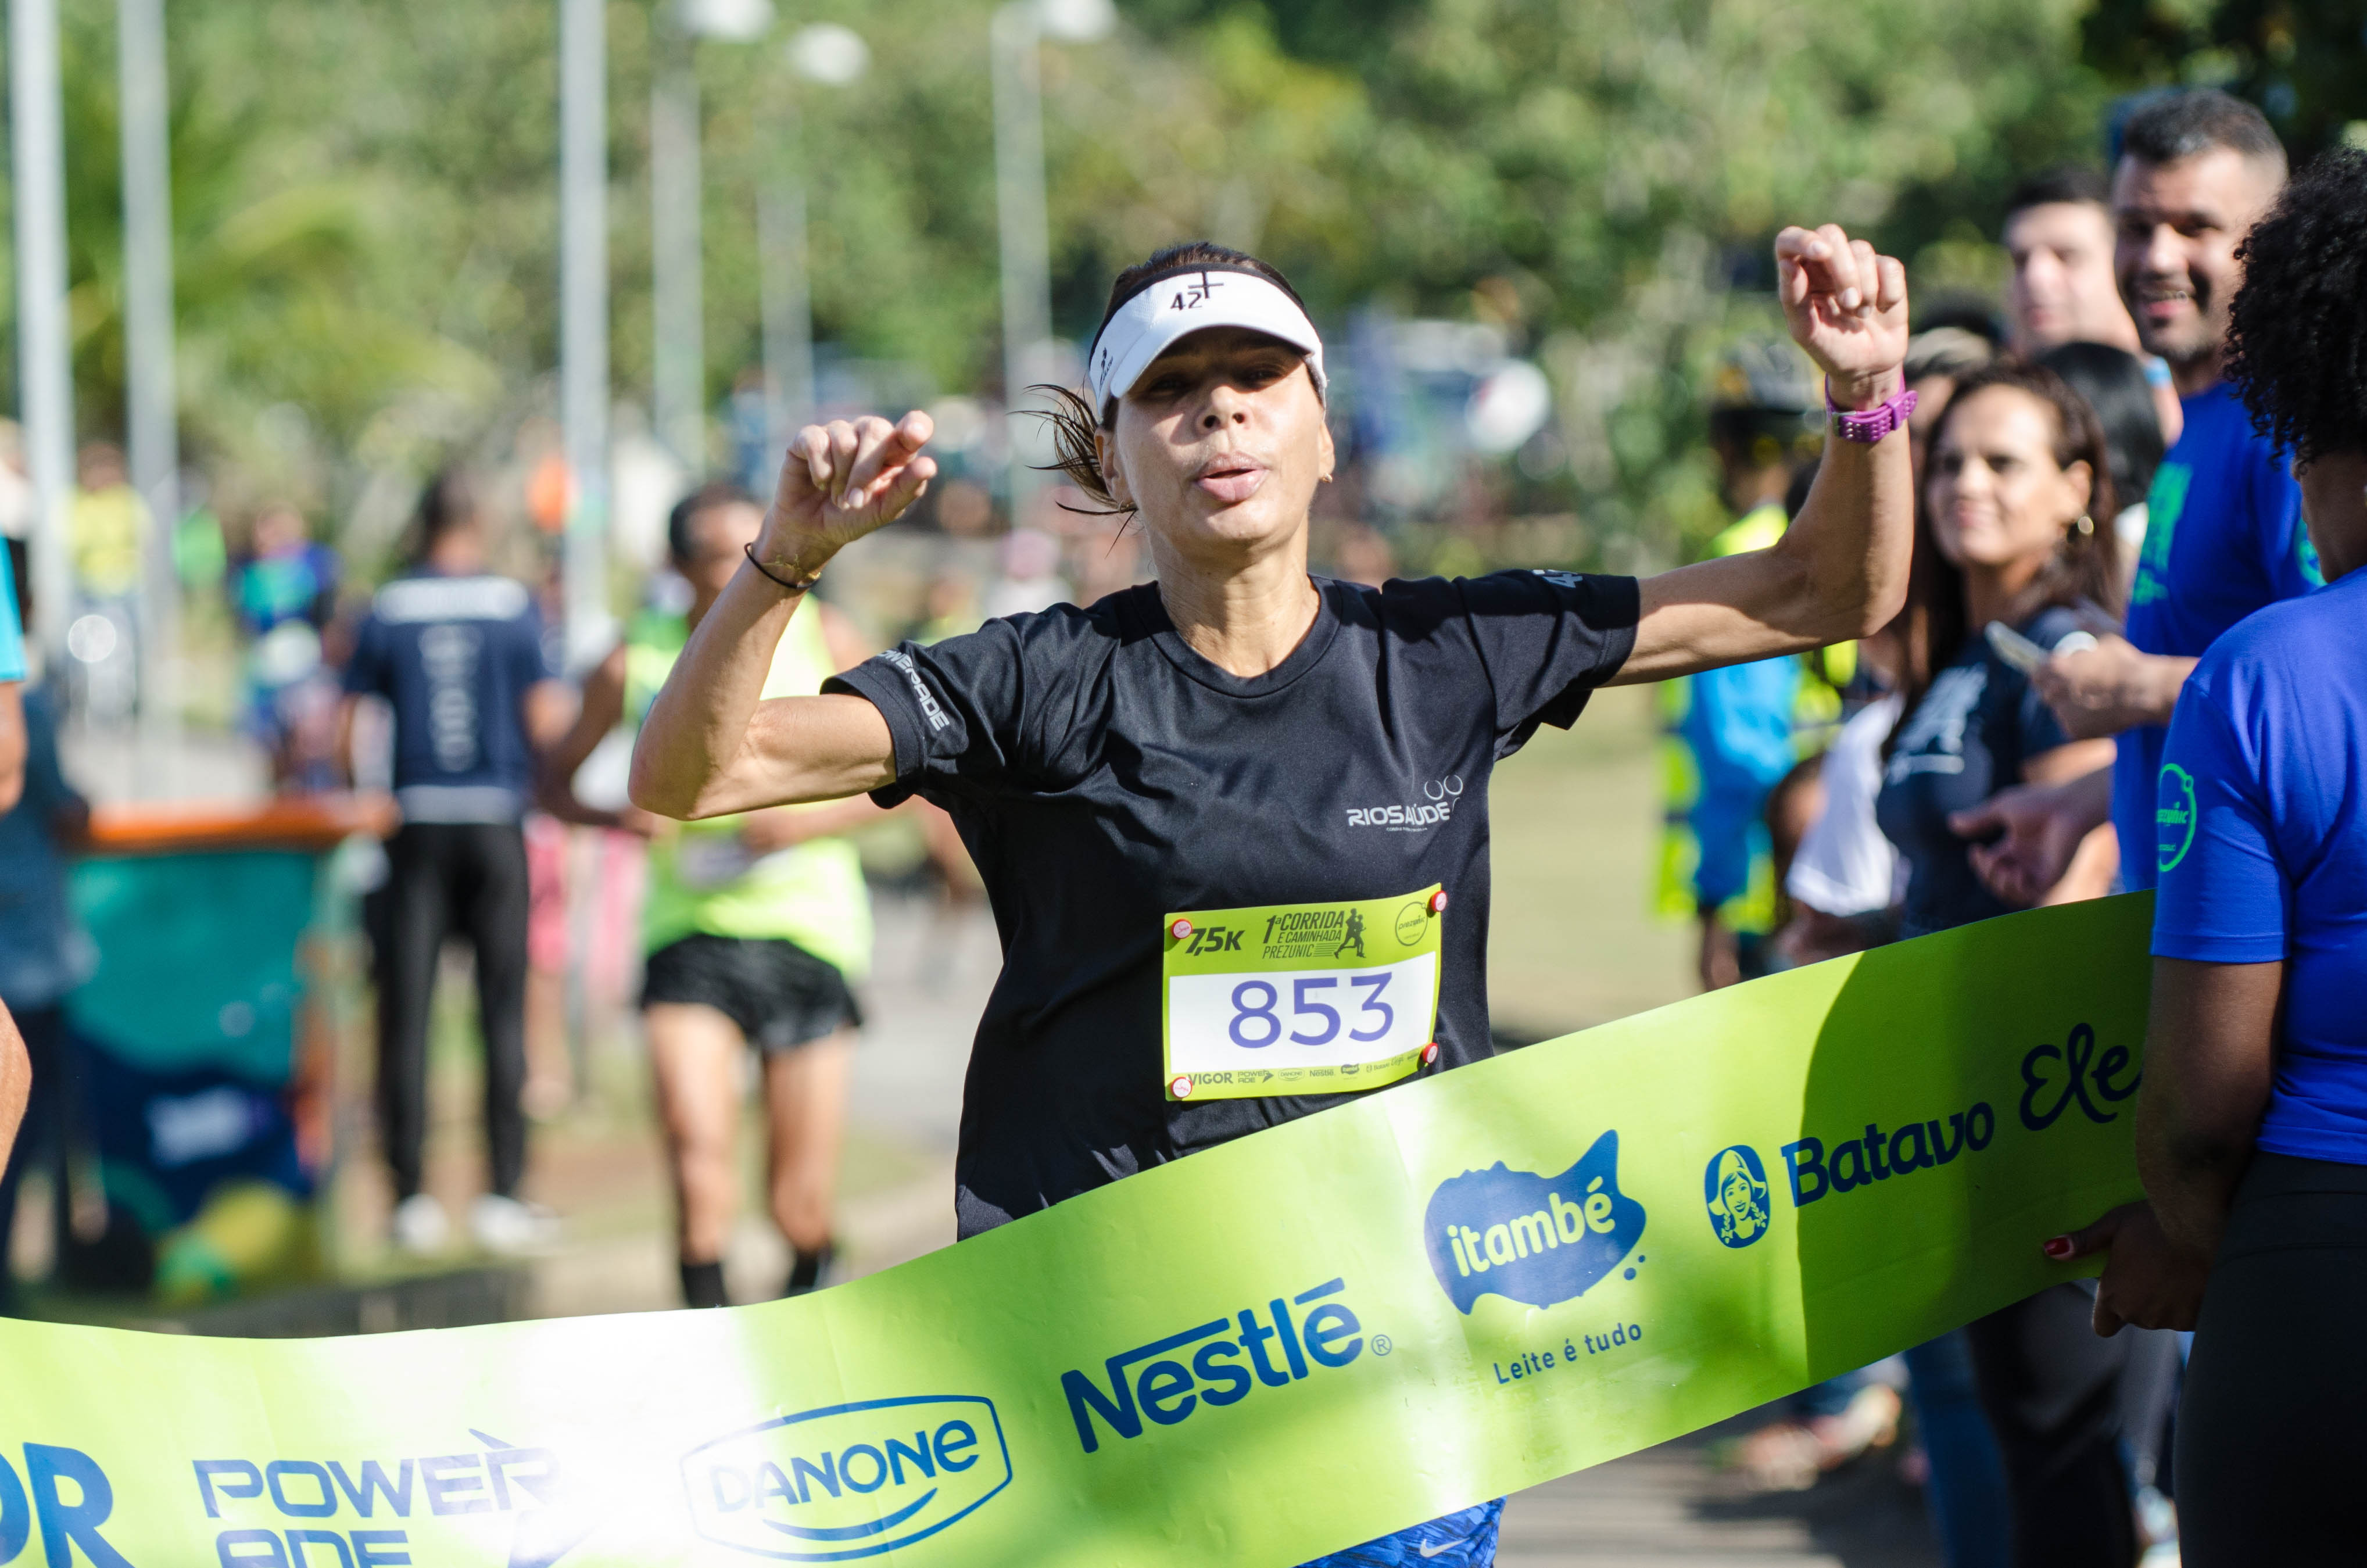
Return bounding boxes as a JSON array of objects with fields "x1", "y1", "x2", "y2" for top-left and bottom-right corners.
[
  {"x1": 1874, "y1": 606, "x2": 2080, "y2": 938},
  {"x1": 829, "y1": 571, "x2": 1639, "y2": 1236}
]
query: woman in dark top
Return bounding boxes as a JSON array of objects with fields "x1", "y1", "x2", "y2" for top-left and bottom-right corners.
[
  {"x1": 1875, "y1": 360, "x2": 2126, "y2": 1563},
  {"x1": 635, "y1": 226, "x2": 1915, "y2": 1567}
]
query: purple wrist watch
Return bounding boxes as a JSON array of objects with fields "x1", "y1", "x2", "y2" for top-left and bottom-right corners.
[{"x1": 1825, "y1": 379, "x2": 1917, "y2": 443}]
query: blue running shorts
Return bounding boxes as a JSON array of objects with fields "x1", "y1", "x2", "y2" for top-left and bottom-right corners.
[{"x1": 1294, "y1": 1498, "x2": 1505, "y2": 1567}]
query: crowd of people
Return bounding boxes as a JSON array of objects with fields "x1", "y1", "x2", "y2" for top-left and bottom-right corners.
[
  {"x1": 1666, "y1": 90, "x2": 2364, "y2": 1567},
  {"x1": 0, "y1": 77, "x2": 2359, "y2": 1568}
]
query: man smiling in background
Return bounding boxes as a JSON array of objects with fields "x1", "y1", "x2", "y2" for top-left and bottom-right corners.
[{"x1": 1952, "y1": 91, "x2": 2314, "y2": 907}]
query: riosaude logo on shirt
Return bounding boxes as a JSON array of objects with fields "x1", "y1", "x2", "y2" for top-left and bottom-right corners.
[{"x1": 1345, "y1": 775, "x2": 1464, "y2": 832}]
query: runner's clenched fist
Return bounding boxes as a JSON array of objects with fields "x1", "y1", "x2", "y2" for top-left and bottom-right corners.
[
  {"x1": 1774, "y1": 224, "x2": 1910, "y2": 406},
  {"x1": 758, "y1": 411, "x2": 939, "y2": 579}
]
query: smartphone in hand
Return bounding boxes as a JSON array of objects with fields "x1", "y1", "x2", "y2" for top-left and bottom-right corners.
[{"x1": 1985, "y1": 620, "x2": 2096, "y2": 675}]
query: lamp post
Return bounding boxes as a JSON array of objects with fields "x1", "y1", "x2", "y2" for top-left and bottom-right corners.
[
  {"x1": 990, "y1": 0, "x2": 1112, "y2": 528},
  {"x1": 760, "y1": 23, "x2": 868, "y2": 466},
  {"x1": 558, "y1": 0, "x2": 609, "y2": 657},
  {"x1": 117, "y1": 0, "x2": 177, "y2": 723},
  {"x1": 650, "y1": 0, "x2": 774, "y2": 473},
  {"x1": 11, "y1": 0, "x2": 74, "y2": 666}
]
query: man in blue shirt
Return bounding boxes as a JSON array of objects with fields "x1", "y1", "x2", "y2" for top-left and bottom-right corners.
[
  {"x1": 340, "y1": 471, "x2": 571, "y2": 1256},
  {"x1": 1949, "y1": 91, "x2": 2310, "y2": 900},
  {"x1": 2049, "y1": 145, "x2": 2367, "y2": 1562}
]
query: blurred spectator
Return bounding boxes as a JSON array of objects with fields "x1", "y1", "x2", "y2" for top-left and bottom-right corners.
[
  {"x1": 1660, "y1": 338, "x2": 1827, "y2": 990},
  {"x1": 933, "y1": 478, "x2": 995, "y2": 539},
  {"x1": 0, "y1": 538, "x2": 94, "y2": 1315},
  {"x1": 67, "y1": 444, "x2": 149, "y2": 721},
  {"x1": 1774, "y1": 633, "x2": 1905, "y2": 968},
  {"x1": 2004, "y1": 167, "x2": 2144, "y2": 357},
  {"x1": 2035, "y1": 341, "x2": 2168, "y2": 597},
  {"x1": 917, "y1": 571, "x2": 983, "y2": 644},
  {"x1": 0, "y1": 422, "x2": 31, "y2": 543},
  {"x1": 0, "y1": 454, "x2": 27, "y2": 1288},
  {"x1": 1901, "y1": 328, "x2": 1996, "y2": 486},
  {"x1": 0, "y1": 534, "x2": 22, "y2": 813},
  {"x1": 1330, "y1": 523, "x2": 1399, "y2": 588},
  {"x1": 2003, "y1": 166, "x2": 2183, "y2": 448},
  {"x1": 69, "y1": 443, "x2": 146, "y2": 604},
  {"x1": 234, "y1": 503, "x2": 343, "y2": 790},
  {"x1": 174, "y1": 498, "x2": 228, "y2": 597},
  {"x1": 338, "y1": 469, "x2": 574, "y2": 1257},
  {"x1": 544, "y1": 482, "x2": 885, "y2": 1306},
  {"x1": 0, "y1": 541, "x2": 23, "y2": 1271},
  {"x1": 983, "y1": 528, "x2": 1069, "y2": 620},
  {"x1": 0, "y1": 1009, "x2": 23, "y2": 1218}
]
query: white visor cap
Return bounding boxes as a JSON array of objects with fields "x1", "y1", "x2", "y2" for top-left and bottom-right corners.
[{"x1": 1085, "y1": 265, "x2": 1327, "y2": 413}]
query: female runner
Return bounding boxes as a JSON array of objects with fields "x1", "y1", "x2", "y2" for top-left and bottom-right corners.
[{"x1": 633, "y1": 224, "x2": 1911, "y2": 1566}]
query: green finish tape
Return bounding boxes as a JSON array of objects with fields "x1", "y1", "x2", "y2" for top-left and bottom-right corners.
[{"x1": 0, "y1": 896, "x2": 2152, "y2": 1567}]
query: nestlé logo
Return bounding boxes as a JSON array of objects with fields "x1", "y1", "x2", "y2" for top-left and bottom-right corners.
[
  {"x1": 1061, "y1": 1279, "x2": 1369, "y2": 1455},
  {"x1": 681, "y1": 1396, "x2": 1011, "y2": 1561},
  {"x1": 1423, "y1": 1131, "x2": 1646, "y2": 1313}
]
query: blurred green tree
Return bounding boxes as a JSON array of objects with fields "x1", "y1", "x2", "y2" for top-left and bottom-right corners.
[
  {"x1": 2081, "y1": 0, "x2": 2367, "y2": 157},
  {"x1": 8, "y1": 0, "x2": 2125, "y2": 567}
]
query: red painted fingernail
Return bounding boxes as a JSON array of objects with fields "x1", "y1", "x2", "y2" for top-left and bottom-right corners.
[{"x1": 2043, "y1": 1236, "x2": 2074, "y2": 1259}]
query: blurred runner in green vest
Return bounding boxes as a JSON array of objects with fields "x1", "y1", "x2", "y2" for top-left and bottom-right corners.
[
  {"x1": 545, "y1": 482, "x2": 888, "y2": 1308},
  {"x1": 1659, "y1": 340, "x2": 1852, "y2": 988}
]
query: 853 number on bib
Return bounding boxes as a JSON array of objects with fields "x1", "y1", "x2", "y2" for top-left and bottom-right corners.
[{"x1": 1161, "y1": 887, "x2": 1445, "y2": 1101}]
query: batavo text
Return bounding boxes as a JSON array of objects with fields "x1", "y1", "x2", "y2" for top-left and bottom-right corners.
[
  {"x1": 1061, "y1": 1278, "x2": 1367, "y2": 1454},
  {"x1": 1781, "y1": 1104, "x2": 1997, "y2": 1204}
]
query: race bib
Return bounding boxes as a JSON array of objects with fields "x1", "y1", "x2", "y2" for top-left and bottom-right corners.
[{"x1": 1161, "y1": 885, "x2": 1446, "y2": 1101}]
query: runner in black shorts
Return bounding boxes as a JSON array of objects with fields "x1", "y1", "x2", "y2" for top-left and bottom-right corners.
[
  {"x1": 546, "y1": 485, "x2": 889, "y2": 1306},
  {"x1": 633, "y1": 223, "x2": 1914, "y2": 1563}
]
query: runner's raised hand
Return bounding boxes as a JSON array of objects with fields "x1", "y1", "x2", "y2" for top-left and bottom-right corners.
[
  {"x1": 758, "y1": 411, "x2": 939, "y2": 576},
  {"x1": 1773, "y1": 224, "x2": 1909, "y2": 403}
]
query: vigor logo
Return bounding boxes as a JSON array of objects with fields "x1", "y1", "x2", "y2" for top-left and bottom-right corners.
[
  {"x1": 1423, "y1": 1131, "x2": 1646, "y2": 1313},
  {"x1": 681, "y1": 1397, "x2": 1011, "y2": 1562}
]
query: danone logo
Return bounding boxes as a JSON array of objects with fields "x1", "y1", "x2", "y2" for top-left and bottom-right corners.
[
  {"x1": 681, "y1": 1397, "x2": 1012, "y2": 1562},
  {"x1": 1423, "y1": 1131, "x2": 1646, "y2": 1312}
]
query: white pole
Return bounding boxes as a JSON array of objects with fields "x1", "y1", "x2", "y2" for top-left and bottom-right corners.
[
  {"x1": 560, "y1": 0, "x2": 610, "y2": 656},
  {"x1": 990, "y1": 2, "x2": 1052, "y2": 530},
  {"x1": 649, "y1": 26, "x2": 705, "y2": 471},
  {"x1": 12, "y1": 0, "x2": 74, "y2": 666},
  {"x1": 118, "y1": 0, "x2": 178, "y2": 722},
  {"x1": 757, "y1": 161, "x2": 814, "y2": 470}
]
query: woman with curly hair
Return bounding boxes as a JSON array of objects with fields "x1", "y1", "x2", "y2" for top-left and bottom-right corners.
[{"x1": 2053, "y1": 145, "x2": 2367, "y2": 1563}]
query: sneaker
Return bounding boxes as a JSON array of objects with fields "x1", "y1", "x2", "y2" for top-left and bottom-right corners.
[
  {"x1": 391, "y1": 1194, "x2": 450, "y2": 1257},
  {"x1": 785, "y1": 1243, "x2": 836, "y2": 1298},
  {"x1": 469, "y1": 1194, "x2": 560, "y2": 1256}
]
